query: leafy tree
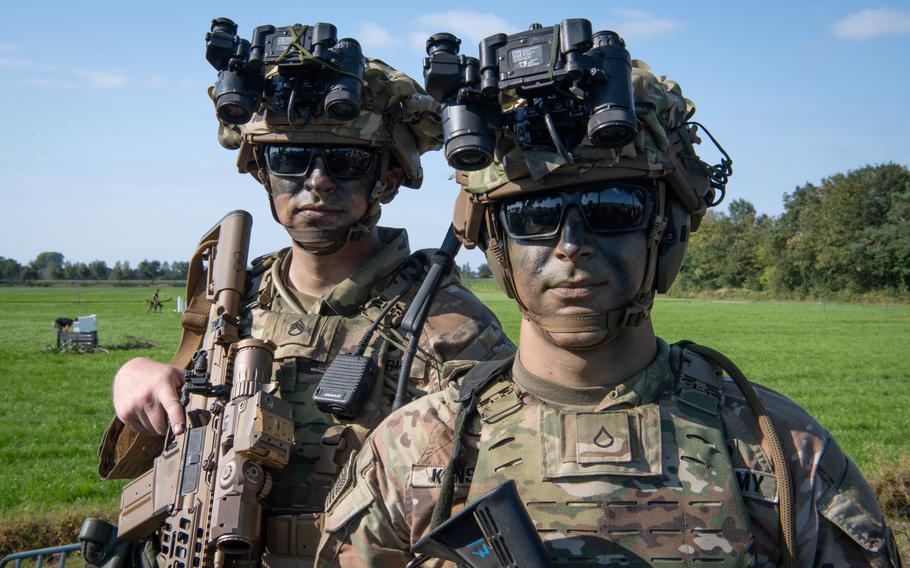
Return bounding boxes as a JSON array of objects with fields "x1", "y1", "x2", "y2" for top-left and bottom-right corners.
[
  {"x1": 136, "y1": 259, "x2": 162, "y2": 280},
  {"x1": 769, "y1": 163, "x2": 910, "y2": 294},
  {"x1": 676, "y1": 200, "x2": 769, "y2": 291},
  {"x1": 111, "y1": 261, "x2": 135, "y2": 281},
  {"x1": 459, "y1": 262, "x2": 474, "y2": 279},
  {"x1": 0, "y1": 257, "x2": 22, "y2": 281},
  {"x1": 168, "y1": 261, "x2": 189, "y2": 280},
  {"x1": 62, "y1": 261, "x2": 91, "y2": 280},
  {"x1": 88, "y1": 260, "x2": 111, "y2": 280},
  {"x1": 30, "y1": 252, "x2": 64, "y2": 280},
  {"x1": 20, "y1": 264, "x2": 39, "y2": 282},
  {"x1": 477, "y1": 263, "x2": 493, "y2": 278}
]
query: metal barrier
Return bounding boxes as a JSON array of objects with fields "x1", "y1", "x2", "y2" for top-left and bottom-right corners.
[{"x1": 0, "y1": 544, "x2": 80, "y2": 568}]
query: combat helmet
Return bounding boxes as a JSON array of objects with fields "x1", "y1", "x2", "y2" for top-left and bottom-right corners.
[
  {"x1": 209, "y1": 21, "x2": 443, "y2": 253},
  {"x1": 450, "y1": 59, "x2": 731, "y2": 346}
]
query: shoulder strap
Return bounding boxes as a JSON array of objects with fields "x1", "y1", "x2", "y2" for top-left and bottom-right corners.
[
  {"x1": 372, "y1": 251, "x2": 431, "y2": 307},
  {"x1": 674, "y1": 346, "x2": 723, "y2": 415},
  {"x1": 430, "y1": 355, "x2": 516, "y2": 529},
  {"x1": 457, "y1": 356, "x2": 516, "y2": 403},
  {"x1": 170, "y1": 238, "x2": 217, "y2": 369},
  {"x1": 675, "y1": 340, "x2": 796, "y2": 568}
]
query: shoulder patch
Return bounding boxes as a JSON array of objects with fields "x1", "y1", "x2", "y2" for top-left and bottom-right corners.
[
  {"x1": 323, "y1": 451, "x2": 376, "y2": 533},
  {"x1": 325, "y1": 449, "x2": 358, "y2": 514},
  {"x1": 818, "y1": 458, "x2": 888, "y2": 553}
]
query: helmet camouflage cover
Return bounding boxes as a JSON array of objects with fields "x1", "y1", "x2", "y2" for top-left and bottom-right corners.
[
  {"x1": 453, "y1": 59, "x2": 716, "y2": 247},
  {"x1": 214, "y1": 57, "x2": 443, "y2": 189}
]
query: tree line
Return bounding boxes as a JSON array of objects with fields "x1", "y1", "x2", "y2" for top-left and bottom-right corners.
[
  {"x1": 3, "y1": 163, "x2": 907, "y2": 297},
  {"x1": 0, "y1": 253, "x2": 189, "y2": 282},
  {"x1": 675, "y1": 163, "x2": 910, "y2": 298}
]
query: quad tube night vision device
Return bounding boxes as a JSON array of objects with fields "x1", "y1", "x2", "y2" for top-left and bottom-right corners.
[
  {"x1": 205, "y1": 18, "x2": 365, "y2": 127},
  {"x1": 423, "y1": 18, "x2": 638, "y2": 170}
]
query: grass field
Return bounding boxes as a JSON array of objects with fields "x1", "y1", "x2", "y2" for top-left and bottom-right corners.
[{"x1": 1, "y1": 284, "x2": 908, "y2": 556}]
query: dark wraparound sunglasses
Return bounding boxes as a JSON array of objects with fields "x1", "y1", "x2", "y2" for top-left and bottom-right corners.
[
  {"x1": 498, "y1": 185, "x2": 653, "y2": 240},
  {"x1": 263, "y1": 144, "x2": 378, "y2": 179}
]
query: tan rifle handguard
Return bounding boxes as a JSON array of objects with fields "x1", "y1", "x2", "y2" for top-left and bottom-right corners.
[{"x1": 116, "y1": 211, "x2": 294, "y2": 568}]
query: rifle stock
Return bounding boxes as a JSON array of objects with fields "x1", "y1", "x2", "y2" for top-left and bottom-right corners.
[{"x1": 117, "y1": 210, "x2": 294, "y2": 568}]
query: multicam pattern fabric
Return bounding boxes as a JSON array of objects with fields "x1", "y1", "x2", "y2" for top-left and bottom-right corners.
[
  {"x1": 97, "y1": 227, "x2": 514, "y2": 566},
  {"x1": 316, "y1": 339, "x2": 899, "y2": 567},
  {"x1": 247, "y1": 228, "x2": 514, "y2": 511}
]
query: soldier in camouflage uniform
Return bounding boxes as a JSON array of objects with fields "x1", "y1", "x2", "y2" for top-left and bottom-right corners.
[
  {"x1": 97, "y1": 27, "x2": 513, "y2": 568},
  {"x1": 316, "y1": 55, "x2": 902, "y2": 567}
]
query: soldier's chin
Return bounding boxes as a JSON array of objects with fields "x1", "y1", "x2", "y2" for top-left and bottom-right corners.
[{"x1": 546, "y1": 329, "x2": 612, "y2": 350}]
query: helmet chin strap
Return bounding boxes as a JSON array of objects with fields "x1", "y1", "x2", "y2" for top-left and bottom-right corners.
[
  {"x1": 264, "y1": 170, "x2": 389, "y2": 256},
  {"x1": 285, "y1": 226, "x2": 353, "y2": 255},
  {"x1": 489, "y1": 182, "x2": 668, "y2": 351},
  {"x1": 522, "y1": 297, "x2": 653, "y2": 350}
]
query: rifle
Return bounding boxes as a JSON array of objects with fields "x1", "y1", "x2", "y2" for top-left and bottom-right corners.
[
  {"x1": 115, "y1": 210, "x2": 295, "y2": 568},
  {"x1": 407, "y1": 480, "x2": 551, "y2": 568}
]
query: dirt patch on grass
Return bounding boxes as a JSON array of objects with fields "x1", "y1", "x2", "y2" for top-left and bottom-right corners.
[{"x1": 868, "y1": 455, "x2": 910, "y2": 558}]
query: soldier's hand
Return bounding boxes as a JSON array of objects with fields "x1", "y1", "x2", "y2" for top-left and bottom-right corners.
[{"x1": 112, "y1": 357, "x2": 186, "y2": 436}]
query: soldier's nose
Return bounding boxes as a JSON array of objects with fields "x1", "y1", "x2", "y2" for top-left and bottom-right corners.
[
  {"x1": 304, "y1": 157, "x2": 336, "y2": 195},
  {"x1": 555, "y1": 207, "x2": 594, "y2": 262}
]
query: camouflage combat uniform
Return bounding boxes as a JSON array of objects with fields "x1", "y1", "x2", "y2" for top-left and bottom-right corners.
[
  {"x1": 98, "y1": 226, "x2": 514, "y2": 566},
  {"x1": 316, "y1": 339, "x2": 900, "y2": 567}
]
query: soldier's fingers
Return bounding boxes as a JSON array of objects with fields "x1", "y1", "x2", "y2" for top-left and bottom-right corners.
[
  {"x1": 130, "y1": 410, "x2": 158, "y2": 436},
  {"x1": 172, "y1": 366, "x2": 186, "y2": 388},
  {"x1": 159, "y1": 387, "x2": 185, "y2": 435},
  {"x1": 146, "y1": 402, "x2": 171, "y2": 436}
]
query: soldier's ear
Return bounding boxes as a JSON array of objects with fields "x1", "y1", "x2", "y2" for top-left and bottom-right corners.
[{"x1": 380, "y1": 167, "x2": 405, "y2": 204}]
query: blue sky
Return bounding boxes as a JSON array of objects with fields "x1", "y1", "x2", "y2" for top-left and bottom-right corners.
[{"x1": 2, "y1": 1, "x2": 909, "y2": 269}]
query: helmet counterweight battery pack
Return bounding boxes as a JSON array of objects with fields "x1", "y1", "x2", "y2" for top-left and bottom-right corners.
[{"x1": 313, "y1": 353, "x2": 377, "y2": 419}]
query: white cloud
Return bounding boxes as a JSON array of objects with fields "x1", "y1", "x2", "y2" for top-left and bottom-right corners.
[
  {"x1": 142, "y1": 73, "x2": 167, "y2": 88},
  {"x1": 408, "y1": 31, "x2": 429, "y2": 55},
  {"x1": 358, "y1": 21, "x2": 404, "y2": 50},
  {"x1": 831, "y1": 9, "x2": 910, "y2": 40},
  {"x1": 412, "y1": 11, "x2": 519, "y2": 51},
  {"x1": 74, "y1": 68, "x2": 129, "y2": 89},
  {"x1": 0, "y1": 57, "x2": 31, "y2": 68},
  {"x1": 18, "y1": 77, "x2": 80, "y2": 88},
  {"x1": 609, "y1": 9, "x2": 683, "y2": 40},
  {"x1": 18, "y1": 68, "x2": 131, "y2": 90}
]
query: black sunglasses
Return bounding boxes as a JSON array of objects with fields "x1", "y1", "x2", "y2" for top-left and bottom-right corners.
[
  {"x1": 498, "y1": 185, "x2": 653, "y2": 240},
  {"x1": 263, "y1": 144, "x2": 378, "y2": 179}
]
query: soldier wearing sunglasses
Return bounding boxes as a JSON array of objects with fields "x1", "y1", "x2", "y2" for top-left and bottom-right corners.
[
  {"x1": 316, "y1": 59, "x2": 900, "y2": 567},
  {"x1": 96, "y1": 41, "x2": 513, "y2": 567}
]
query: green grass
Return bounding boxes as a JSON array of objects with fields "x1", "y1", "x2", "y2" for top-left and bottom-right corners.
[
  {"x1": 0, "y1": 287, "x2": 184, "y2": 529},
  {"x1": 1, "y1": 285, "x2": 908, "y2": 553}
]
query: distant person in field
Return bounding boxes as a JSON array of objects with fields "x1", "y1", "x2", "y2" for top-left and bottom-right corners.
[
  {"x1": 147, "y1": 288, "x2": 162, "y2": 313},
  {"x1": 96, "y1": 21, "x2": 513, "y2": 568},
  {"x1": 317, "y1": 37, "x2": 901, "y2": 567}
]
